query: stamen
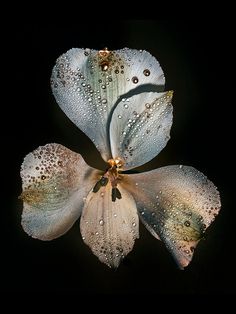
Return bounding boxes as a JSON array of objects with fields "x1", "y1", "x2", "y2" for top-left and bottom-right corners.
[
  {"x1": 112, "y1": 187, "x2": 122, "y2": 202},
  {"x1": 93, "y1": 181, "x2": 101, "y2": 193},
  {"x1": 93, "y1": 176, "x2": 109, "y2": 193},
  {"x1": 100, "y1": 176, "x2": 109, "y2": 186}
]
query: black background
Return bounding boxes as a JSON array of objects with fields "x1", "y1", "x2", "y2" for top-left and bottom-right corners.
[{"x1": 2, "y1": 20, "x2": 234, "y2": 296}]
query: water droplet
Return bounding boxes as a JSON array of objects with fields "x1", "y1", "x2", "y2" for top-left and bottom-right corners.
[
  {"x1": 145, "y1": 103, "x2": 151, "y2": 109},
  {"x1": 100, "y1": 192, "x2": 104, "y2": 197},
  {"x1": 115, "y1": 69, "x2": 119, "y2": 74},
  {"x1": 95, "y1": 231, "x2": 99, "y2": 235},
  {"x1": 135, "y1": 182, "x2": 139, "y2": 186},
  {"x1": 124, "y1": 104, "x2": 129, "y2": 109},
  {"x1": 114, "y1": 213, "x2": 117, "y2": 218},
  {"x1": 84, "y1": 48, "x2": 90, "y2": 56},
  {"x1": 41, "y1": 175, "x2": 46, "y2": 180},
  {"x1": 118, "y1": 115, "x2": 122, "y2": 119},
  {"x1": 184, "y1": 221, "x2": 190, "y2": 227},
  {"x1": 102, "y1": 99, "x2": 107, "y2": 104},
  {"x1": 101, "y1": 62, "x2": 109, "y2": 71},
  {"x1": 132, "y1": 222, "x2": 136, "y2": 227},
  {"x1": 101, "y1": 85, "x2": 106, "y2": 89},
  {"x1": 143, "y1": 69, "x2": 150, "y2": 76},
  {"x1": 99, "y1": 219, "x2": 104, "y2": 226},
  {"x1": 179, "y1": 165, "x2": 183, "y2": 169},
  {"x1": 151, "y1": 212, "x2": 155, "y2": 216},
  {"x1": 132, "y1": 76, "x2": 139, "y2": 84},
  {"x1": 141, "y1": 211, "x2": 145, "y2": 215},
  {"x1": 156, "y1": 195, "x2": 159, "y2": 199}
]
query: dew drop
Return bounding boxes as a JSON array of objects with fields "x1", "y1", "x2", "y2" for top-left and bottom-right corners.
[
  {"x1": 84, "y1": 48, "x2": 90, "y2": 56},
  {"x1": 184, "y1": 221, "x2": 191, "y2": 227},
  {"x1": 145, "y1": 103, "x2": 151, "y2": 109},
  {"x1": 124, "y1": 104, "x2": 129, "y2": 109},
  {"x1": 102, "y1": 99, "x2": 107, "y2": 104},
  {"x1": 132, "y1": 222, "x2": 136, "y2": 227},
  {"x1": 132, "y1": 76, "x2": 139, "y2": 84},
  {"x1": 101, "y1": 85, "x2": 106, "y2": 89},
  {"x1": 99, "y1": 219, "x2": 104, "y2": 226},
  {"x1": 143, "y1": 69, "x2": 150, "y2": 76},
  {"x1": 95, "y1": 231, "x2": 99, "y2": 235},
  {"x1": 179, "y1": 165, "x2": 183, "y2": 169},
  {"x1": 118, "y1": 115, "x2": 122, "y2": 119},
  {"x1": 115, "y1": 69, "x2": 119, "y2": 74},
  {"x1": 135, "y1": 182, "x2": 139, "y2": 186},
  {"x1": 101, "y1": 62, "x2": 109, "y2": 71},
  {"x1": 114, "y1": 213, "x2": 117, "y2": 218},
  {"x1": 41, "y1": 175, "x2": 46, "y2": 180}
]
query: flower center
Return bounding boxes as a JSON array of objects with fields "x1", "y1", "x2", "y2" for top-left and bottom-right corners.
[{"x1": 92, "y1": 157, "x2": 124, "y2": 202}]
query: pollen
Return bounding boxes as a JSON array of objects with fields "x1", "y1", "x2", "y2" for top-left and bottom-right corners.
[{"x1": 107, "y1": 157, "x2": 124, "y2": 169}]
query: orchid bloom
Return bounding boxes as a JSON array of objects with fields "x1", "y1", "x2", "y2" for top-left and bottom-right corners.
[{"x1": 19, "y1": 48, "x2": 220, "y2": 269}]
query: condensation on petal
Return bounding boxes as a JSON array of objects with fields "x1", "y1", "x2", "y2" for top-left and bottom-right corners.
[
  {"x1": 51, "y1": 48, "x2": 165, "y2": 161},
  {"x1": 80, "y1": 183, "x2": 139, "y2": 268},
  {"x1": 124, "y1": 165, "x2": 221, "y2": 268},
  {"x1": 20, "y1": 143, "x2": 100, "y2": 240},
  {"x1": 110, "y1": 91, "x2": 173, "y2": 170}
]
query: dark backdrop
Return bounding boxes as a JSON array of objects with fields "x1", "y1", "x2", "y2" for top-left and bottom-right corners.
[{"x1": 2, "y1": 20, "x2": 234, "y2": 296}]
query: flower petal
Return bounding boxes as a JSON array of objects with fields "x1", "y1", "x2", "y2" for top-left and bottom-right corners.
[
  {"x1": 51, "y1": 48, "x2": 165, "y2": 161},
  {"x1": 110, "y1": 91, "x2": 173, "y2": 170},
  {"x1": 20, "y1": 144, "x2": 100, "y2": 240},
  {"x1": 124, "y1": 165, "x2": 221, "y2": 268},
  {"x1": 80, "y1": 183, "x2": 139, "y2": 268}
]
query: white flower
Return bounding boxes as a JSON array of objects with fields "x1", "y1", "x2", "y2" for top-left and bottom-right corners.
[{"x1": 19, "y1": 48, "x2": 221, "y2": 269}]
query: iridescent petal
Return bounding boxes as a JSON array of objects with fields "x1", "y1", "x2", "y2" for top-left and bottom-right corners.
[
  {"x1": 124, "y1": 165, "x2": 221, "y2": 268},
  {"x1": 20, "y1": 144, "x2": 100, "y2": 240},
  {"x1": 51, "y1": 48, "x2": 165, "y2": 161},
  {"x1": 110, "y1": 91, "x2": 173, "y2": 170},
  {"x1": 80, "y1": 183, "x2": 139, "y2": 268}
]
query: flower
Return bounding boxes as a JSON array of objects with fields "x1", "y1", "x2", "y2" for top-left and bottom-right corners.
[{"x1": 19, "y1": 48, "x2": 221, "y2": 269}]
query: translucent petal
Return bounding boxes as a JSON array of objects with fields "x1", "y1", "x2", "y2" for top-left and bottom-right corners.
[
  {"x1": 80, "y1": 183, "x2": 139, "y2": 268},
  {"x1": 124, "y1": 165, "x2": 221, "y2": 268},
  {"x1": 110, "y1": 91, "x2": 173, "y2": 170},
  {"x1": 20, "y1": 144, "x2": 100, "y2": 240},
  {"x1": 51, "y1": 48, "x2": 165, "y2": 161}
]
